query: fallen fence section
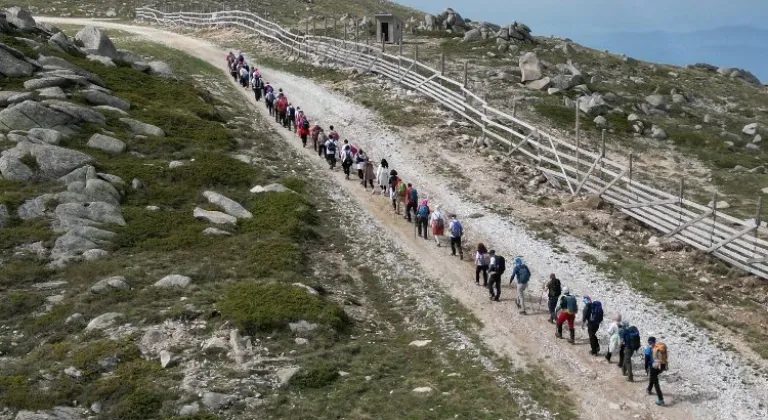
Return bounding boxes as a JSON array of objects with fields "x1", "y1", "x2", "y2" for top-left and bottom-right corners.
[{"x1": 134, "y1": 7, "x2": 768, "y2": 280}]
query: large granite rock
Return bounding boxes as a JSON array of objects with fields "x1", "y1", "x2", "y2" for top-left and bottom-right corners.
[
  {"x1": 4, "y1": 7, "x2": 37, "y2": 30},
  {"x1": 81, "y1": 89, "x2": 130, "y2": 111},
  {"x1": 86, "y1": 133, "x2": 126, "y2": 155},
  {"x1": 74, "y1": 26, "x2": 119, "y2": 59},
  {"x1": 0, "y1": 42, "x2": 35, "y2": 77},
  {"x1": 0, "y1": 100, "x2": 76, "y2": 131},
  {"x1": 120, "y1": 118, "x2": 165, "y2": 137}
]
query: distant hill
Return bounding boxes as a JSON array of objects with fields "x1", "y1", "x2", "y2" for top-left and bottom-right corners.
[{"x1": 573, "y1": 26, "x2": 768, "y2": 83}]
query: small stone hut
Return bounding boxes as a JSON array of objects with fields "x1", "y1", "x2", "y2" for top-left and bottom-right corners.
[{"x1": 374, "y1": 13, "x2": 403, "y2": 44}]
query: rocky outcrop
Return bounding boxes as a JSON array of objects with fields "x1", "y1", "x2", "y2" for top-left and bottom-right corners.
[
  {"x1": 519, "y1": 52, "x2": 542, "y2": 83},
  {"x1": 202, "y1": 191, "x2": 253, "y2": 219},
  {"x1": 74, "y1": 26, "x2": 119, "y2": 59},
  {"x1": 120, "y1": 118, "x2": 165, "y2": 137},
  {"x1": 48, "y1": 32, "x2": 80, "y2": 55},
  {"x1": 81, "y1": 89, "x2": 130, "y2": 111},
  {"x1": 86, "y1": 133, "x2": 126, "y2": 155},
  {"x1": 4, "y1": 6, "x2": 37, "y2": 30},
  {"x1": 193, "y1": 207, "x2": 237, "y2": 225},
  {"x1": 0, "y1": 42, "x2": 35, "y2": 77}
]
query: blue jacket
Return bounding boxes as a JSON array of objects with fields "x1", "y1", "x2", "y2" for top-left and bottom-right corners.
[
  {"x1": 509, "y1": 264, "x2": 530, "y2": 284},
  {"x1": 643, "y1": 346, "x2": 654, "y2": 371}
]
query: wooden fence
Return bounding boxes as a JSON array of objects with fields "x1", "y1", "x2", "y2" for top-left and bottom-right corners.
[{"x1": 135, "y1": 7, "x2": 768, "y2": 280}]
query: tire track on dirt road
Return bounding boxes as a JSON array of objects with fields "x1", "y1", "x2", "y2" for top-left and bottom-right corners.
[{"x1": 38, "y1": 17, "x2": 768, "y2": 420}]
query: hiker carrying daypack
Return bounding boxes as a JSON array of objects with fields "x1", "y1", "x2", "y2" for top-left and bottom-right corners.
[
  {"x1": 509, "y1": 258, "x2": 529, "y2": 314},
  {"x1": 646, "y1": 337, "x2": 668, "y2": 406},
  {"x1": 626, "y1": 326, "x2": 641, "y2": 351},
  {"x1": 621, "y1": 325, "x2": 641, "y2": 382},
  {"x1": 487, "y1": 251, "x2": 504, "y2": 301},
  {"x1": 448, "y1": 215, "x2": 463, "y2": 259},
  {"x1": 582, "y1": 297, "x2": 603, "y2": 355},
  {"x1": 490, "y1": 255, "x2": 506, "y2": 275},
  {"x1": 556, "y1": 289, "x2": 578, "y2": 344},
  {"x1": 589, "y1": 301, "x2": 604, "y2": 324},
  {"x1": 416, "y1": 200, "x2": 430, "y2": 239}
]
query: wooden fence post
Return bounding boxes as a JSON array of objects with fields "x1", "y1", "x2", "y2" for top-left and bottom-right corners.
[
  {"x1": 710, "y1": 192, "x2": 718, "y2": 248},
  {"x1": 600, "y1": 130, "x2": 606, "y2": 181},
  {"x1": 678, "y1": 178, "x2": 685, "y2": 225},
  {"x1": 482, "y1": 93, "x2": 488, "y2": 145}
]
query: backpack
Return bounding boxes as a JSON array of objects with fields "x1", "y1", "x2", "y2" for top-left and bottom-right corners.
[
  {"x1": 517, "y1": 264, "x2": 531, "y2": 283},
  {"x1": 548, "y1": 278, "x2": 561, "y2": 297},
  {"x1": 436, "y1": 217, "x2": 444, "y2": 229},
  {"x1": 626, "y1": 326, "x2": 641, "y2": 351},
  {"x1": 397, "y1": 183, "x2": 406, "y2": 196},
  {"x1": 327, "y1": 142, "x2": 337, "y2": 153},
  {"x1": 301, "y1": 119, "x2": 310, "y2": 130},
  {"x1": 409, "y1": 188, "x2": 418, "y2": 203},
  {"x1": 418, "y1": 205, "x2": 429, "y2": 218},
  {"x1": 450, "y1": 220, "x2": 463, "y2": 237},
  {"x1": 653, "y1": 343, "x2": 668, "y2": 369},
  {"x1": 564, "y1": 295, "x2": 578, "y2": 313},
  {"x1": 492, "y1": 256, "x2": 506, "y2": 275},
  {"x1": 588, "y1": 301, "x2": 604, "y2": 324}
]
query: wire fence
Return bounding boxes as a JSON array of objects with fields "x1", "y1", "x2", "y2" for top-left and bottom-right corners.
[{"x1": 135, "y1": 6, "x2": 768, "y2": 280}]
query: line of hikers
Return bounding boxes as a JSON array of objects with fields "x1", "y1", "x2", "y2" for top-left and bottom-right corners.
[{"x1": 236, "y1": 52, "x2": 668, "y2": 407}]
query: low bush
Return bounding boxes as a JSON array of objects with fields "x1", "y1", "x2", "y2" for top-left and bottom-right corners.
[
  {"x1": 113, "y1": 207, "x2": 209, "y2": 252},
  {"x1": 0, "y1": 292, "x2": 45, "y2": 319},
  {"x1": 218, "y1": 282, "x2": 349, "y2": 334},
  {"x1": 173, "y1": 153, "x2": 262, "y2": 189},
  {"x1": 250, "y1": 240, "x2": 303, "y2": 276},
  {"x1": 243, "y1": 191, "x2": 318, "y2": 239},
  {"x1": 289, "y1": 363, "x2": 340, "y2": 389}
]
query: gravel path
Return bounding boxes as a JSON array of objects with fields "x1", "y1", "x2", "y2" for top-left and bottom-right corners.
[{"x1": 39, "y1": 17, "x2": 768, "y2": 420}]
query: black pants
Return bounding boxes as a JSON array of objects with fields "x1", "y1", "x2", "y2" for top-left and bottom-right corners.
[
  {"x1": 253, "y1": 89, "x2": 261, "y2": 101},
  {"x1": 300, "y1": 134, "x2": 307, "y2": 147},
  {"x1": 450, "y1": 237, "x2": 463, "y2": 257},
  {"x1": 342, "y1": 159, "x2": 353, "y2": 177},
  {"x1": 326, "y1": 155, "x2": 336, "y2": 168},
  {"x1": 267, "y1": 103, "x2": 273, "y2": 116},
  {"x1": 416, "y1": 216, "x2": 428, "y2": 239},
  {"x1": 363, "y1": 179, "x2": 374, "y2": 188},
  {"x1": 290, "y1": 117, "x2": 297, "y2": 132},
  {"x1": 357, "y1": 168, "x2": 364, "y2": 180},
  {"x1": 617, "y1": 344, "x2": 626, "y2": 368},
  {"x1": 622, "y1": 347, "x2": 635, "y2": 380},
  {"x1": 405, "y1": 201, "x2": 417, "y2": 222},
  {"x1": 283, "y1": 113, "x2": 291, "y2": 129},
  {"x1": 475, "y1": 265, "x2": 488, "y2": 285},
  {"x1": 587, "y1": 324, "x2": 600, "y2": 354},
  {"x1": 547, "y1": 296, "x2": 558, "y2": 321},
  {"x1": 648, "y1": 367, "x2": 664, "y2": 400},
  {"x1": 318, "y1": 145, "x2": 325, "y2": 157},
  {"x1": 488, "y1": 273, "x2": 501, "y2": 300}
]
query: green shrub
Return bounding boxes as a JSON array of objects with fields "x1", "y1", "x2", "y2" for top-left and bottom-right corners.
[
  {"x1": 289, "y1": 363, "x2": 340, "y2": 389},
  {"x1": 250, "y1": 240, "x2": 303, "y2": 276},
  {"x1": 19, "y1": 154, "x2": 39, "y2": 172},
  {"x1": 114, "y1": 207, "x2": 209, "y2": 252},
  {"x1": 0, "y1": 292, "x2": 44, "y2": 319},
  {"x1": 534, "y1": 103, "x2": 577, "y2": 129},
  {"x1": 604, "y1": 113, "x2": 633, "y2": 133},
  {"x1": 111, "y1": 389, "x2": 164, "y2": 420},
  {"x1": 0, "y1": 376, "x2": 54, "y2": 410},
  {"x1": 243, "y1": 192, "x2": 317, "y2": 239},
  {"x1": 173, "y1": 153, "x2": 261, "y2": 189},
  {"x1": 219, "y1": 282, "x2": 349, "y2": 334},
  {"x1": 281, "y1": 177, "x2": 307, "y2": 194}
]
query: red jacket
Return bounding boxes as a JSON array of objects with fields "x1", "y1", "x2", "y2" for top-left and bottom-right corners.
[
  {"x1": 276, "y1": 97, "x2": 288, "y2": 112},
  {"x1": 298, "y1": 118, "x2": 309, "y2": 136}
]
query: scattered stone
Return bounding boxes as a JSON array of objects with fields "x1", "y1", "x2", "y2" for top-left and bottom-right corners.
[
  {"x1": 250, "y1": 183, "x2": 289, "y2": 193},
  {"x1": 645, "y1": 94, "x2": 666, "y2": 108},
  {"x1": 293, "y1": 282, "x2": 320, "y2": 295},
  {"x1": 168, "y1": 160, "x2": 185, "y2": 169},
  {"x1": 651, "y1": 125, "x2": 668, "y2": 140},
  {"x1": 193, "y1": 207, "x2": 237, "y2": 226},
  {"x1": 63, "y1": 366, "x2": 83, "y2": 378},
  {"x1": 743, "y1": 123, "x2": 758, "y2": 136},
  {"x1": 593, "y1": 115, "x2": 609, "y2": 128},
  {"x1": 146, "y1": 205, "x2": 160, "y2": 211},
  {"x1": 86, "y1": 133, "x2": 126, "y2": 155},
  {"x1": 202, "y1": 227, "x2": 231, "y2": 236},
  {"x1": 82, "y1": 249, "x2": 109, "y2": 261},
  {"x1": 525, "y1": 76, "x2": 551, "y2": 91},
  {"x1": 707, "y1": 200, "x2": 731, "y2": 210},
  {"x1": 276, "y1": 368, "x2": 301, "y2": 387},
  {"x1": 201, "y1": 392, "x2": 235, "y2": 410},
  {"x1": 412, "y1": 387, "x2": 433, "y2": 393},
  {"x1": 120, "y1": 118, "x2": 165, "y2": 137},
  {"x1": 131, "y1": 178, "x2": 144, "y2": 190},
  {"x1": 178, "y1": 402, "x2": 200, "y2": 416},
  {"x1": 159, "y1": 350, "x2": 172, "y2": 368},
  {"x1": 154, "y1": 274, "x2": 192, "y2": 289},
  {"x1": 202, "y1": 191, "x2": 253, "y2": 219},
  {"x1": 754, "y1": 134, "x2": 762, "y2": 143},
  {"x1": 409, "y1": 340, "x2": 432, "y2": 347},
  {"x1": 85, "y1": 312, "x2": 124, "y2": 331},
  {"x1": 289, "y1": 320, "x2": 318, "y2": 333},
  {"x1": 90, "y1": 402, "x2": 102, "y2": 414},
  {"x1": 86, "y1": 54, "x2": 116, "y2": 67},
  {"x1": 147, "y1": 60, "x2": 175, "y2": 79},
  {"x1": 295, "y1": 337, "x2": 309, "y2": 345},
  {"x1": 745, "y1": 143, "x2": 761, "y2": 153},
  {"x1": 90, "y1": 276, "x2": 130, "y2": 294}
]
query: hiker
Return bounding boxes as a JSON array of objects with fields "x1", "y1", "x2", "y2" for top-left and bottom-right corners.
[
  {"x1": 543, "y1": 274, "x2": 561, "y2": 323},
  {"x1": 581, "y1": 296, "x2": 604, "y2": 355},
  {"x1": 645, "y1": 337, "x2": 667, "y2": 406},
  {"x1": 620, "y1": 323, "x2": 642, "y2": 382},
  {"x1": 229, "y1": 60, "x2": 238, "y2": 81},
  {"x1": 294, "y1": 107, "x2": 302, "y2": 132},
  {"x1": 376, "y1": 159, "x2": 389, "y2": 195},
  {"x1": 265, "y1": 90, "x2": 275, "y2": 116},
  {"x1": 474, "y1": 243, "x2": 490, "y2": 286},
  {"x1": 341, "y1": 141, "x2": 354, "y2": 179},
  {"x1": 355, "y1": 150, "x2": 368, "y2": 181},
  {"x1": 448, "y1": 215, "x2": 464, "y2": 259},
  {"x1": 556, "y1": 288, "x2": 578, "y2": 344},
  {"x1": 395, "y1": 179, "x2": 407, "y2": 214},
  {"x1": 328, "y1": 125, "x2": 340, "y2": 141},
  {"x1": 509, "y1": 257, "x2": 531, "y2": 314},
  {"x1": 388, "y1": 170, "x2": 400, "y2": 213},
  {"x1": 362, "y1": 159, "x2": 376, "y2": 190},
  {"x1": 239, "y1": 65, "x2": 249, "y2": 87},
  {"x1": 487, "y1": 250, "x2": 505, "y2": 302},
  {"x1": 405, "y1": 184, "x2": 418, "y2": 222},
  {"x1": 276, "y1": 93, "x2": 288, "y2": 124},
  {"x1": 297, "y1": 114, "x2": 310, "y2": 147},
  {"x1": 317, "y1": 127, "x2": 328, "y2": 158},
  {"x1": 286, "y1": 103, "x2": 296, "y2": 130},
  {"x1": 616, "y1": 321, "x2": 629, "y2": 369},
  {"x1": 325, "y1": 135, "x2": 338, "y2": 169},
  {"x1": 430, "y1": 207, "x2": 445, "y2": 247},
  {"x1": 251, "y1": 74, "x2": 262, "y2": 101},
  {"x1": 605, "y1": 313, "x2": 622, "y2": 363},
  {"x1": 237, "y1": 52, "x2": 244, "y2": 65},
  {"x1": 311, "y1": 123, "x2": 321, "y2": 151},
  {"x1": 416, "y1": 199, "x2": 430, "y2": 240}
]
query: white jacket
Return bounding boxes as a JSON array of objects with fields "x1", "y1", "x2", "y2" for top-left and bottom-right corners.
[
  {"x1": 607, "y1": 321, "x2": 621, "y2": 353},
  {"x1": 376, "y1": 165, "x2": 388, "y2": 188}
]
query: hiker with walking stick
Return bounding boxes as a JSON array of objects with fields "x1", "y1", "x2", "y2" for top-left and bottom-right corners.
[{"x1": 509, "y1": 257, "x2": 531, "y2": 315}]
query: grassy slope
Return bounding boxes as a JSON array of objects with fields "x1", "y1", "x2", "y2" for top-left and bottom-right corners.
[{"x1": 0, "y1": 28, "x2": 576, "y2": 419}]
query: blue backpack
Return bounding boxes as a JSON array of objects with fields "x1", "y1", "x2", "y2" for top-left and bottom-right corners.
[
  {"x1": 418, "y1": 205, "x2": 429, "y2": 218},
  {"x1": 517, "y1": 264, "x2": 531, "y2": 283},
  {"x1": 625, "y1": 326, "x2": 641, "y2": 351},
  {"x1": 450, "y1": 220, "x2": 463, "y2": 237},
  {"x1": 409, "y1": 188, "x2": 418, "y2": 203},
  {"x1": 589, "y1": 301, "x2": 604, "y2": 324}
]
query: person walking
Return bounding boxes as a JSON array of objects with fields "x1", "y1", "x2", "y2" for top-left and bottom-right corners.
[
  {"x1": 390, "y1": 174, "x2": 402, "y2": 214},
  {"x1": 430, "y1": 207, "x2": 445, "y2": 247},
  {"x1": 239, "y1": 65, "x2": 249, "y2": 88},
  {"x1": 509, "y1": 257, "x2": 531, "y2": 314},
  {"x1": 487, "y1": 250, "x2": 505, "y2": 302},
  {"x1": 543, "y1": 274, "x2": 562, "y2": 323},
  {"x1": 297, "y1": 114, "x2": 310, "y2": 147},
  {"x1": 620, "y1": 324, "x2": 642, "y2": 382},
  {"x1": 416, "y1": 199, "x2": 430, "y2": 240},
  {"x1": 287, "y1": 103, "x2": 296, "y2": 131},
  {"x1": 376, "y1": 159, "x2": 389, "y2": 195},
  {"x1": 645, "y1": 337, "x2": 667, "y2": 406},
  {"x1": 556, "y1": 288, "x2": 578, "y2": 344},
  {"x1": 317, "y1": 127, "x2": 328, "y2": 158},
  {"x1": 265, "y1": 90, "x2": 275, "y2": 116},
  {"x1": 448, "y1": 215, "x2": 464, "y2": 259},
  {"x1": 355, "y1": 150, "x2": 368, "y2": 183},
  {"x1": 616, "y1": 321, "x2": 629, "y2": 369},
  {"x1": 251, "y1": 74, "x2": 262, "y2": 101},
  {"x1": 474, "y1": 243, "x2": 490, "y2": 286},
  {"x1": 581, "y1": 296, "x2": 604, "y2": 355},
  {"x1": 325, "y1": 136, "x2": 338, "y2": 169},
  {"x1": 311, "y1": 123, "x2": 321, "y2": 152},
  {"x1": 405, "y1": 184, "x2": 418, "y2": 222},
  {"x1": 276, "y1": 94, "x2": 288, "y2": 125},
  {"x1": 340, "y1": 141, "x2": 354, "y2": 179},
  {"x1": 605, "y1": 313, "x2": 623, "y2": 363},
  {"x1": 362, "y1": 159, "x2": 376, "y2": 190}
]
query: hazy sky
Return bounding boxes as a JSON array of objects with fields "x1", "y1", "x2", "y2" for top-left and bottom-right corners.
[{"x1": 395, "y1": 0, "x2": 768, "y2": 36}]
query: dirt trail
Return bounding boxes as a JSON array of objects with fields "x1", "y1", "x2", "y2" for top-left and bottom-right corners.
[{"x1": 38, "y1": 17, "x2": 768, "y2": 420}]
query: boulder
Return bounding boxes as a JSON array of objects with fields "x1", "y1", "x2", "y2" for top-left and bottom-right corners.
[
  {"x1": 45, "y1": 100, "x2": 106, "y2": 125},
  {"x1": 5, "y1": 7, "x2": 37, "y2": 30},
  {"x1": 201, "y1": 392, "x2": 235, "y2": 410},
  {"x1": 86, "y1": 133, "x2": 126, "y2": 155},
  {"x1": 550, "y1": 74, "x2": 581, "y2": 90},
  {"x1": 48, "y1": 32, "x2": 80, "y2": 55},
  {"x1": 120, "y1": 118, "x2": 166, "y2": 137},
  {"x1": 193, "y1": 207, "x2": 237, "y2": 226},
  {"x1": 250, "y1": 183, "x2": 289, "y2": 193},
  {"x1": 147, "y1": 60, "x2": 175, "y2": 78},
  {"x1": 86, "y1": 54, "x2": 116, "y2": 67},
  {"x1": 83, "y1": 249, "x2": 109, "y2": 261},
  {"x1": 50, "y1": 226, "x2": 116, "y2": 262},
  {"x1": 202, "y1": 227, "x2": 232, "y2": 236},
  {"x1": 525, "y1": 77, "x2": 551, "y2": 91},
  {"x1": 462, "y1": 28, "x2": 482, "y2": 42},
  {"x1": 202, "y1": 191, "x2": 253, "y2": 219},
  {"x1": 746, "y1": 143, "x2": 761, "y2": 153},
  {"x1": 577, "y1": 93, "x2": 607, "y2": 116},
  {"x1": 11, "y1": 142, "x2": 95, "y2": 179},
  {"x1": 593, "y1": 115, "x2": 609, "y2": 128},
  {"x1": 671, "y1": 93, "x2": 686, "y2": 104},
  {"x1": 37, "y1": 22, "x2": 61, "y2": 34},
  {"x1": 90, "y1": 276, "x2": 130, "y2": 294},
  {"x1": 23, "y1": 77, "x2": 78, "y2": 91},
  {"x1": 519, "y1": 52, "x2": 542, "y2": 82},
  {"x1": 83, "y1": 178, "x2": 122, "y2": 205},
  {"x1": 0, "y1": 43, "x2": 35, "y2": 77},
  {"x1": 651, "y1": 125, "x2": 668, "y2": 140},
  {"x1": 743, "y1": 123, "x2": 758, "y2": 136},
  {"x1": 53, "y1": 201, "x2": 125, "y2": 232},
  {"x1": 645, "y1": 94, "x2": 666, "y2": 108},
  {"x1": 154, "y1": 274, "x2": 192, "y2": 288},
  {"x1": 37, "y1": 56, "x2": 106, "y2": 86},
  {"x1": 118, "y1": 49, "x2": 149, "y2": 71},
  {"x1": 0, "y1": 155, "x2": 34, "y2": 180},
  {"x1": 36, "y1": 87, "x2": 67, "y2": 101},
  {"x1": 85, "y1": 312, "x2": 124, "y2": 331},
  {"x1": 28, "y1": 128, "x2": 64, "y2": 145},
  {"x1": 178, "y1": 402, "x2": 200, "y2": 416},
  {"x1": 74, "y1": 26, "x2": 119, "y2": 59},
  {"x1": 81, "y1": 89, "x2": 130, "y2": 111}
]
